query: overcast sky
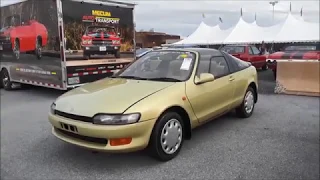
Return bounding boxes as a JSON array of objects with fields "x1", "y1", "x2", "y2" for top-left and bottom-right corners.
[
  {"x1": 130, "y1": 0, "x2": 319, "y2": 37},
  {"x1": 1, "y1": 0, "x2": 319, "y2": 37}
]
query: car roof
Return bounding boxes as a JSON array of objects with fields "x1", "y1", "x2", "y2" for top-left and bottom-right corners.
[
  {"x1": 153, "y1": 48, "x2": 223, "y2": 56},
  {"x1": 223, "y1": 44, "x2": 248, "y2": 47}
]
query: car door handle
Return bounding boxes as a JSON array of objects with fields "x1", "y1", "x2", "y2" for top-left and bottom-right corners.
[{"x1": 229, "y1": 76, "x2": 235, "y2": 81}]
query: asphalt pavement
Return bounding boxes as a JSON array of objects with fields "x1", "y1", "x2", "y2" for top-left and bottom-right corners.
[{"x1": 1, "y1": 70, "x2": 319, "y2": 180}]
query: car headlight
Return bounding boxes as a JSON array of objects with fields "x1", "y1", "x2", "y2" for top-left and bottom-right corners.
[
  {"x1": 50, "y1": 103, "x2": 56, "y2": 114},
  {"x1": 5, "y1": 36, "x2": 10, "y2": 41},
  {"x1": 93, "y1": 113, "x2": 141, "y2": 125}
]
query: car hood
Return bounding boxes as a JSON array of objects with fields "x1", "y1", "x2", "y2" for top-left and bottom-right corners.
[{"x1": 54, "y1": 78, "x2": 175, "y2": 117}]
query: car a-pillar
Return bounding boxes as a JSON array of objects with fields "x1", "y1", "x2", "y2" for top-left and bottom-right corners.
[{"x1": 147, "y1": 106, "x2": 192, "y2": 161}]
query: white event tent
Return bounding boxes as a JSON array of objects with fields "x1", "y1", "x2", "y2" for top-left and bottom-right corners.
[{"x1": 173, "y1": 12, "x2": 319, "y2": 45}]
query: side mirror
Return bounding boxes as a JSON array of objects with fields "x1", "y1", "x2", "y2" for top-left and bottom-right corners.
[{"x1": 195, "y1": 73, "x2": 215, "y2": 85}]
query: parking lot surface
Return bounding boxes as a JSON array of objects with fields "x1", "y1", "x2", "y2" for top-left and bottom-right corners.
[{"x1": 1, "y1": 70, "x2": 319, "y2": 180}]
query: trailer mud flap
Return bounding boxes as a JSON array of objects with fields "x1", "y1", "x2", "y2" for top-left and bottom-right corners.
[{"x1": 275, "y1": 60, "x2": 320, "y2": 97}]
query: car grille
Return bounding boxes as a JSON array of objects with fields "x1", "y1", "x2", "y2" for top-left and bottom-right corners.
[
  {"x1": 92, "y1": 39, "x2": 112, "y2": 45},
  {"x1": 54, "y1": 110, "x2": 92, "y2": 123},
  {"x1": 0, "y1": 36, "x2": 10, "y2": 44},
  {"x1": 55, "y1": 128, "x2": 108, "y2": 145}
]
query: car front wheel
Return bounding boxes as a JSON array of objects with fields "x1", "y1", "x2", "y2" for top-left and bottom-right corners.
[
  {"x1": 235, "y1": 86, "x2": 256, "y2": 118},
  {"x1": 148, "y1": 112, "x2": 184, "y2": 161},
  {"x1": 115, "y1": 50, "x2": 120, "y2": 58}
]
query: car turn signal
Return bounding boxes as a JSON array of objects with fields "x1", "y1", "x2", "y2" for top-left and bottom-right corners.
[{"x1": 109, "y1": 138, "x2": 132, "y2": 146}]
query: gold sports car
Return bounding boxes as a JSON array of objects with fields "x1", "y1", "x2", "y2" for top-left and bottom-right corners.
[{"x1": 49, "y1": 48, "x2": 258, "y2": 161}]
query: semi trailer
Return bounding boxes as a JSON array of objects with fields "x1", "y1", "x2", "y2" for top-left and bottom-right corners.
[{"x1": 0, "y1": 0, "x2": 136, "y2": 90}]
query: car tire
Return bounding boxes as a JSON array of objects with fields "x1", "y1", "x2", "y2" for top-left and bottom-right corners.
[
  {"x1": 148, "y1": 112, "x2": 184, "y2": 161},
  {"x1": 235, "y1": 86, "x2": 256, "y2": 118},
  {"x1": 13, "y1": 39, "x2": 20, "y2": 60},
  {"x1": 1, "y1": 68, "x2": 13, "y2": 91},
  {"x1": 0, "y1": 69, "x2": 3, "y2": 89},
  {"x1": 261, "y1": 64, "x2": 267, "y2": 71},
  {"x1": 115, "y1": 50, "x2": 120, "y2": 58},
  {"x1": 83, "y1": 52, "x2": 90, "y2": 60},
  {"x1": 35, "y1": 37, "x2": 42, "y2": 60}
]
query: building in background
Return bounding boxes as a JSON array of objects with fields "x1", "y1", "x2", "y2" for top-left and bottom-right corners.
[{"x1": 136, "y1": 31, "x2": 180, "y2": 48}]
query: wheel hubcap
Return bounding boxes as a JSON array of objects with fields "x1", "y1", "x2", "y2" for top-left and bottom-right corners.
[
  {"x1": 244, "y1": 91, "x2": 254, "y2": 114},
  {"x1": 160, "y1": 119, "x2": 182, "y2": 155}
]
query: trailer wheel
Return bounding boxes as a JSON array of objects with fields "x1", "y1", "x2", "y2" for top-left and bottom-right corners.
[
  {"x1": 115, "y1": 50, "x2": 120, "y2": 58},
  {"x1": 35, "y1": 36, "x2": 42, "y2": 60},
  {"x1": 13, "y1": 39, "x2": 20, "y2": 60},
  {"x1": 1, "y1": 68, "x2": 13, "y2": 91}
]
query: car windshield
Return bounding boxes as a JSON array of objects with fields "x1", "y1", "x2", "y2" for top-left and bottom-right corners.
[
  {"x1": 136, "y1": 48, "x2": 151, "y2": 56},
  {"x1": 86, "y1": 26, "x2": 115, "y2": 34},
  {"x1": 220, "y1": 46, "x2": 245, "y2": 54},
  {"x1": 284, "y1": 45, "x2": 318, "y2": 51},
  {"x1": 115, "y1": 50, "x2": 196, "y2": 82}
]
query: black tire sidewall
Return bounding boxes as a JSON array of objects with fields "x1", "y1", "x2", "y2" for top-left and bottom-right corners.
[
  {"x1": 13, "y1": 39, "x2": 20, "y2": 60},
  {"x1": 1, "y1": 69, "x2": 12, "y2": 90},
  {"x1": 149, "y1": 112, "x2": 184, "y2": 161},
  {"x1": 36, "y1": 38, "x2": 42, "y2": 59},
  {"x1": 115, "y1": 50, "x2": 120, "y2": 58},
  {"x1": 0, "y1": 70, "x2": 3, "y2": 88},
  {"x1": 83, "y1": 51, "x2": 90, "y2": 60}
]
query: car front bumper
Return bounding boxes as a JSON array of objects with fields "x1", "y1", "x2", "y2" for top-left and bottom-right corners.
[
  {"x1": 48, "y1": 113, "x2": 156, "y2": 153},
  {"x1": 0, "y1": 41, "x2": 12, "y2": 52},
  {"x1": 83, "y1": 45, "x2": 120, "y2": 54}
]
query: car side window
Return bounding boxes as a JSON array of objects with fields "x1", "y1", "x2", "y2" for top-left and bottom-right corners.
[
  {"x1": 196, "y1": 55, "x2": 210, "y2": 76},
  {"x1": 251, "y1": 46, "x2": 261, "y2": 55},
  {"x1": 249, "y1": 47, "x2": 254, "y2": 55},
  {"x1": 209, "y1": 56, "x2": 230, "y2": 78}
]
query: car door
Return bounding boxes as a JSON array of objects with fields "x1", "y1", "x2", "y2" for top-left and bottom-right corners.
[
  {"x1": 249, "y1": 46, "x2": 265, "y2": 68},
  {"x1": 186, "y1": 55, "x2": 235, "y2": 123}
]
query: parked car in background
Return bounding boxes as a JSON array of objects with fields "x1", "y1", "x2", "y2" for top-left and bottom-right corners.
[
  {"x1": 220, "y1": 44, "x2": 267, "y2": 70},
  {"x1": 0, "y1": 15, "x2": 48, "y2": 60},
  {"x1": 267, "y1": 43, "x2": 320, "y2": 78},
  {"x1": 49, "y1": 48, "x2": 258, "y2": 161}
]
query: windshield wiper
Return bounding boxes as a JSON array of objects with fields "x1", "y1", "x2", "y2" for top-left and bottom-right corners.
[
  {"x1": 117, "y1": 76, "x2": 149, "y2": 80},
  {"x1": 148, "y1": 77, "x2": 182, "y2": 82}
]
